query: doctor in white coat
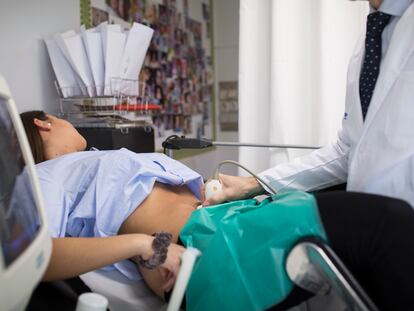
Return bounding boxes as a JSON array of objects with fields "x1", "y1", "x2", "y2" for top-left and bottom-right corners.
[
  {"x1": 205, "y1": 0, "x2": 414, "y2": 310},
  {"x1": 206, "y1": 0, "x2": 414, "y2": 210}
]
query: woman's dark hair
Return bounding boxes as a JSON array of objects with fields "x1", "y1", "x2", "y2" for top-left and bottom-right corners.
[{"x1": 20, "y1": 110, "x2": 48, "y2": 164}]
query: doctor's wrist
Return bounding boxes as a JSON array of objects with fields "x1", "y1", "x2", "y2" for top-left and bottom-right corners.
[{"x1": 245, "y1": 177, "x2": 266, "y2": 198}]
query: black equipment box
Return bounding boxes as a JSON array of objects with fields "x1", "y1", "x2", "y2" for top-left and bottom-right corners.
[{"x1": 77, "y1": 126, "x2": 155, "y2": 153}]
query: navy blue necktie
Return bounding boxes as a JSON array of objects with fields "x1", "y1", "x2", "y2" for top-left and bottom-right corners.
[{"x1": 359, "y1": 11, "x2": 391, "y2": 120}]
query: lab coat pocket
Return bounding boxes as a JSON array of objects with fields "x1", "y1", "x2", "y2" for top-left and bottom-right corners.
[
  {"x1": 384, "y1": 71, "x2": 414, "y2": 140},
  {"x1": 363, "y1": 154, "x2": 414, "y2": 204}
]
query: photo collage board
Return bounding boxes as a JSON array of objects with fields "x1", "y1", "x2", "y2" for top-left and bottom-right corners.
[{"x1": 88, "y1": 0, "x2": 215, "y2": 149}]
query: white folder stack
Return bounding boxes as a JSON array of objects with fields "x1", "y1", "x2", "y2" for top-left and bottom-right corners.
[{"x1": 45, "y1": 22, "x2": 154, "y2": 98}]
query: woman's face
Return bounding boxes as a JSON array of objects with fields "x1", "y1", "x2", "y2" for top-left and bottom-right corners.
[{"x1": 46, "y1": 115, "x2": 87, "y2": 152}]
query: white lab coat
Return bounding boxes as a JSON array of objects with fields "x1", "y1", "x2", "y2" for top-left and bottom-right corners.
[{"x1": 259, "y1": 3, "x2": 414, "y2": 206}]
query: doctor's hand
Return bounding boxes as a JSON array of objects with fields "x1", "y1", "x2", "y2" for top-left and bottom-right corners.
[
  {"x1": 202, "y1": 174, "x2": 265, "y2": 206},
  {"x1": 159, "y1": 243, "x2": 185, "y2": 292}
]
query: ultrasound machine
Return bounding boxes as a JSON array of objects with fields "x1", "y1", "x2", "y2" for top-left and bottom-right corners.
[{"x1": 0, "y1": 75, "x2": 52, "y2": 310}]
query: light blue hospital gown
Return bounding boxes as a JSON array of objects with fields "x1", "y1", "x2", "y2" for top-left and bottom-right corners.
[{"x1": 35, "y1": 148, "x2": 203, "y2": 280}]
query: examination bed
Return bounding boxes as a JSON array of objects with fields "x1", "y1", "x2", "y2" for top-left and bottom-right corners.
[{"x1": 77, "y1": 234, "x2": 378, "y2": 311}]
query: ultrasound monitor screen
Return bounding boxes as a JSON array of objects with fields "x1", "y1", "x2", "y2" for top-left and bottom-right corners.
[{"x1": 0, "y1": 98, "x2": 41, "y2": 267}]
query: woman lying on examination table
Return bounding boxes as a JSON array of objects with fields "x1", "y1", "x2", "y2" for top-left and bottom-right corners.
[
  {"x1": 20, "y1": 110, "x2": 201, "y2": 296},
  {"x1": 21, "y1": 111, "x2": 414, "y2": 311}
]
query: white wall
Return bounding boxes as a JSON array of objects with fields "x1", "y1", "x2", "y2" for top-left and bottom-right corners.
[
  {"x1": 180, "y1": 0, "x2": 240, "y2": 179},
  {"x1": 0, "y1": 0, "x2": 80, "y2": 114}
]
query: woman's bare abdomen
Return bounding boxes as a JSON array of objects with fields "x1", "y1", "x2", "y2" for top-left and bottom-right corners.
[
  {"x1": 119, "y1": 182, "x2": 199, "y2": 240},
  {"x1": 118, "y1": 182, "x2": 200, "y2": 298}
]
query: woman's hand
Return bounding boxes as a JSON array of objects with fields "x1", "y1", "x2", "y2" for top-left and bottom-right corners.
[
  {"x1": 132, "y1": 235, "x2": 185, "y2": 292},
  {"x1": 159, "y1": 243, "x2": 185, "y2": 292},
  {"x1": 202, "y1": 174, "x2": 265, "y2": 206}
]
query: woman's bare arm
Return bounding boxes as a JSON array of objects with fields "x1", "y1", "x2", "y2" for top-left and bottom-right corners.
[{"x1": 43, "y1": 234, "x2": 162, "y2": 281}]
